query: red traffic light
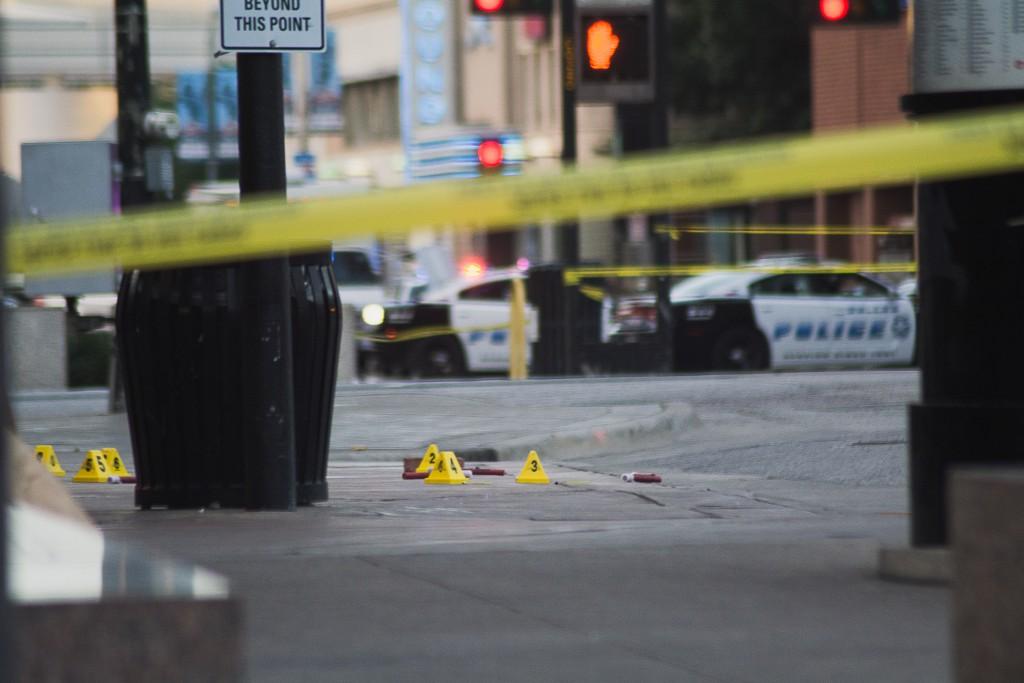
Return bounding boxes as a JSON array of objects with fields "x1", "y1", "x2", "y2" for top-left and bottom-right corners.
[
  {"x1": 469, "y1": 0, "x2": 550, "y2": 16},
  {"x1": 477, "y1": 139, "x2": 504, "y2": 169},
  {"x1": 819, "y1": 0, "x2": 850, "y2": 21},
  {"x1": 816, "y1": 0, "x2": 901, "y2": 24},
  {"x1": 474, "y1": 0, "x2": 504, "y2": 12}
]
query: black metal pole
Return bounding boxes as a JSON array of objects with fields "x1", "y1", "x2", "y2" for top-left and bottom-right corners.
[
  {"x1": 614, "y1": 0, "x2": 672, "y2": 372},
  {"x1": 559, "y1": 0, "x2": 580, "y2": 375},
  {"x1": 237, "y1": 53, "x2": 297, "y2": 511},
  {"x1": 651, "y1": 0, "x2": 672, "y2": 373},
  {"x1": 205, "y1": 62, "x2": 220, "y2": 182},
  {"x1": 112, "y1": 0, "x2": 154, "y2": 416},
  {"x1": 560, "y1": 0, "x2": 578, "y2": 266},
  {"x1": 115, "y1": 0, "x2": 152, "y2": 208}
]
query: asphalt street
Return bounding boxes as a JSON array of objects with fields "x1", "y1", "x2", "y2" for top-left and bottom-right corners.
[
  {"x1": 17, "y1": 369, "x2": 947, "y2": 682},
  {"x1": 14, "y1": 370, "x2": 914, "y2": 487},
  {"x1": 334, "y1": 369, "x2": 915, "y2": 486}
]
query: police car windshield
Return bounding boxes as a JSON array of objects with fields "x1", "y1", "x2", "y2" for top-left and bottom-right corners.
[
  {"x1": 672, "y1": 273, "x2": 750, "y2": 299},
  {"x1": 332, "y1": 251, "x2": 380, "y2": 285}
]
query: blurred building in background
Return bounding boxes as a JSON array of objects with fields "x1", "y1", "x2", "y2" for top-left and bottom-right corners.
[
  {"x1": 810, "y1": 17, "x2": 914, "y2": 264},
  {"x1": 329, "y1": 0, "x2": 616, "y2": 274},
  {"x1": 0, "y1": 1, "x2": 206, "y2": 180},
  {"x1": 669, "y1": 15, "x2": 915, "y2": 270},
  {"x1": 1, "y1": 0, "x2": 618, "y2": 278},
  {"x1": 1, "y1": 2, "x2": 914, "y2": 279}
]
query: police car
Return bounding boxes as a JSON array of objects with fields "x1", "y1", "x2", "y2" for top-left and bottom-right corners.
[
  {"x1": 671, "y1": 269, "x2": 917, "y2": 371},
  {"x1": 362, "y1": 270, "x2": 537, "y2": 377}
]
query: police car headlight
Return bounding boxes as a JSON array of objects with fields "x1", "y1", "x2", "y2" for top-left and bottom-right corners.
[
  {"x1": 361, "y1": 304, "x2": 385, "y2": 327},
  {"x1": 686, "y1": 304, "x2": 715, "y2": 321}
]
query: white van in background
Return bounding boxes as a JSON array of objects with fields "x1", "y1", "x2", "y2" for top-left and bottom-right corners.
[{"x1": 331, "y1": 246, "x2": 386, "y2": 313}]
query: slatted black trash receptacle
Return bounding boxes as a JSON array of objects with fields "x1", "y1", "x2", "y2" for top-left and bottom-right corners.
[
  {"x1": 527, "y1": 265, "x2": 570, "y2": 376},
  {"x1": 116, "y1": 252, "x2": 341, "y2": 509}
]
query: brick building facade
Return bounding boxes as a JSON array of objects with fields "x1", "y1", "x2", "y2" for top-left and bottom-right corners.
[
  {"x1": 671, "y1": 18, "x2": 916, "y2": 270},
  {"x1": 811, "y1": 19, "x2": 915, "y2": 265}
]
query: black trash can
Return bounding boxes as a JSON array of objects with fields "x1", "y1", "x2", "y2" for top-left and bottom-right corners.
[{"x1": 116, "y1": 252, "x2": 341, "y2": 508}]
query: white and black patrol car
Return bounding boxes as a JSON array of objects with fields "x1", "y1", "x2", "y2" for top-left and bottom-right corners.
[
  {"x1": 361, "y1": 270, "x2": 537, "y2": 377},
  {"x1": 670, "y1": 270, "x2": 917, "y2": 371}
]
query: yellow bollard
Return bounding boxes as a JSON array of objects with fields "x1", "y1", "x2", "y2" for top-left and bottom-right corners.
[{"x1": 508, "y1": 278, "x2": 528, "y2": 380}]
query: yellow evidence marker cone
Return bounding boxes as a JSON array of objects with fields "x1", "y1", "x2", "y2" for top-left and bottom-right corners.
[
  {"x1": 515, "y1": 450, "x2": 550, "y2": 485},
  {"x1": 101, "y1": 448, "x2": 132, "y2": 477},
  {"x1": 34, "y1": 445, "x2": 66, "y2": 477},
  {"x1": 424, "y1": 451, "x2": 468, "y2": 485},
  {"x1": 416, "y1": 443, "x2": 442, "y2": 473},
  {"x1": 72, "y1": 449, "x2": 112, "y2": 483}
]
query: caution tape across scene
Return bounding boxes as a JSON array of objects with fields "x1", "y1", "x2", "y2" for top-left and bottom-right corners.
[
  {"x1": 562, "y1": 262, "x2": 917, "y2": 285},
  {"x1": 11, "y1": 105, "x2": 1024, "y2": 276},
  {"x1": 655, "y1": 225, "x2": 915, "y2": 238},
  {"x1": 357, "y1": 322, "x2": 510, "y2": 344}
]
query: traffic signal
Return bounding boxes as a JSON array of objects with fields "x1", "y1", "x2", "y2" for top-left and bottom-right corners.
[
  {"x1": 477, "y1": 138, "x2": 504, "y2": 169},
  {"x1": 476, "y1": 138, "x2": 505, "y2": 173},
  {"x1": 471, "y1": 0, "x2": 552, "y2": 16},
  {"x1": 407, "y1": 132, "x2": 522, "y2": 180},
  {"x1": 816, "y1": 0, "x2": 902, "y2": 24},
  {"x1": 576, "y1": 8, "x2": 654, "y2": 103}
]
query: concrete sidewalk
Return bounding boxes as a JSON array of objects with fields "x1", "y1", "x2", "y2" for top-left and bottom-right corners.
[
  {"x1": 21, "y1": 373, "x2": 948, "y2": 682},
  {"x1": 72, "y1": 461, "x2": 946, "y2": 683}
]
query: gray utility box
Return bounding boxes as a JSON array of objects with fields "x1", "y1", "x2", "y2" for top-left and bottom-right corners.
[
  {"x1": 4, "y1": 308, "x2": 66, "y2": 390},
  {"x1": 21, "y1": 141, "x2": 119, "y2": 298}
]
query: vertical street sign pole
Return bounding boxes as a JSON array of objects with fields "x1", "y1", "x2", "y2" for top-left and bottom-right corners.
[
  {"x1": 560, "y1": 0, "x2": 580, "y2": 375},
  {"x1": 111, "y1": 0, "x2": 154, "y2": 414},
  {"x1": 651, "y1": 0, "x2": 672, "y2": 373},
  {"x1": 205, "y1": 61, "x2": 220, "y2": 182},
  {"x1": 613, "y1": 0, "x2": 671, "y2": 371},
  {"x1": 560, "y1": 0, "x2": 578, "y2": 267},
  {"x1": 237, "y1": 53, "x2": 297, "y2": 511},
  {"x1": 115, "y1": 0, "x2": 153, "y2": 209}
]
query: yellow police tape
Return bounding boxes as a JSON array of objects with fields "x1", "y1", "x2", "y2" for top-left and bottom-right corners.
[
  {"x1": 579, "y1": 285, "x2": 606, "y2": 302},
  {"x1": 10, "y1": 105, "x2": 1024, "y2": 276},
  {"x1": 563, "y1": 262, "x2": 917, "y2": 285},
  {"x1": 655, "y1": 225, "x2": 915, "y2": 238},
  {"x1": 357, "y1": 322, "x2": 510, "y2": 344}
]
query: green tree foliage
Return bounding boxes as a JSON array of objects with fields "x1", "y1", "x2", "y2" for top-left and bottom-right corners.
[{"x1": 668, "y1": 0, "x2": 813, "y2": 143}]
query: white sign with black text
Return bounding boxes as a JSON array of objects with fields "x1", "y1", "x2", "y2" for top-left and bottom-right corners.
[
  {"x1": 915, "y1": 0, "x2": 1024, "y2": 93},
  {"x1": 220, "y1": 0, "x2": 325, "y2": 52}
]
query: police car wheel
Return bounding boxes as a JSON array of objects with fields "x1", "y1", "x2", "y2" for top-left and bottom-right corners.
[
  {"x1": 412, "y1": 340, "x2": 466, "y2": 378},
  {"x1": 712, "y1": 328, "x2": 769, "y2": 371}
]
